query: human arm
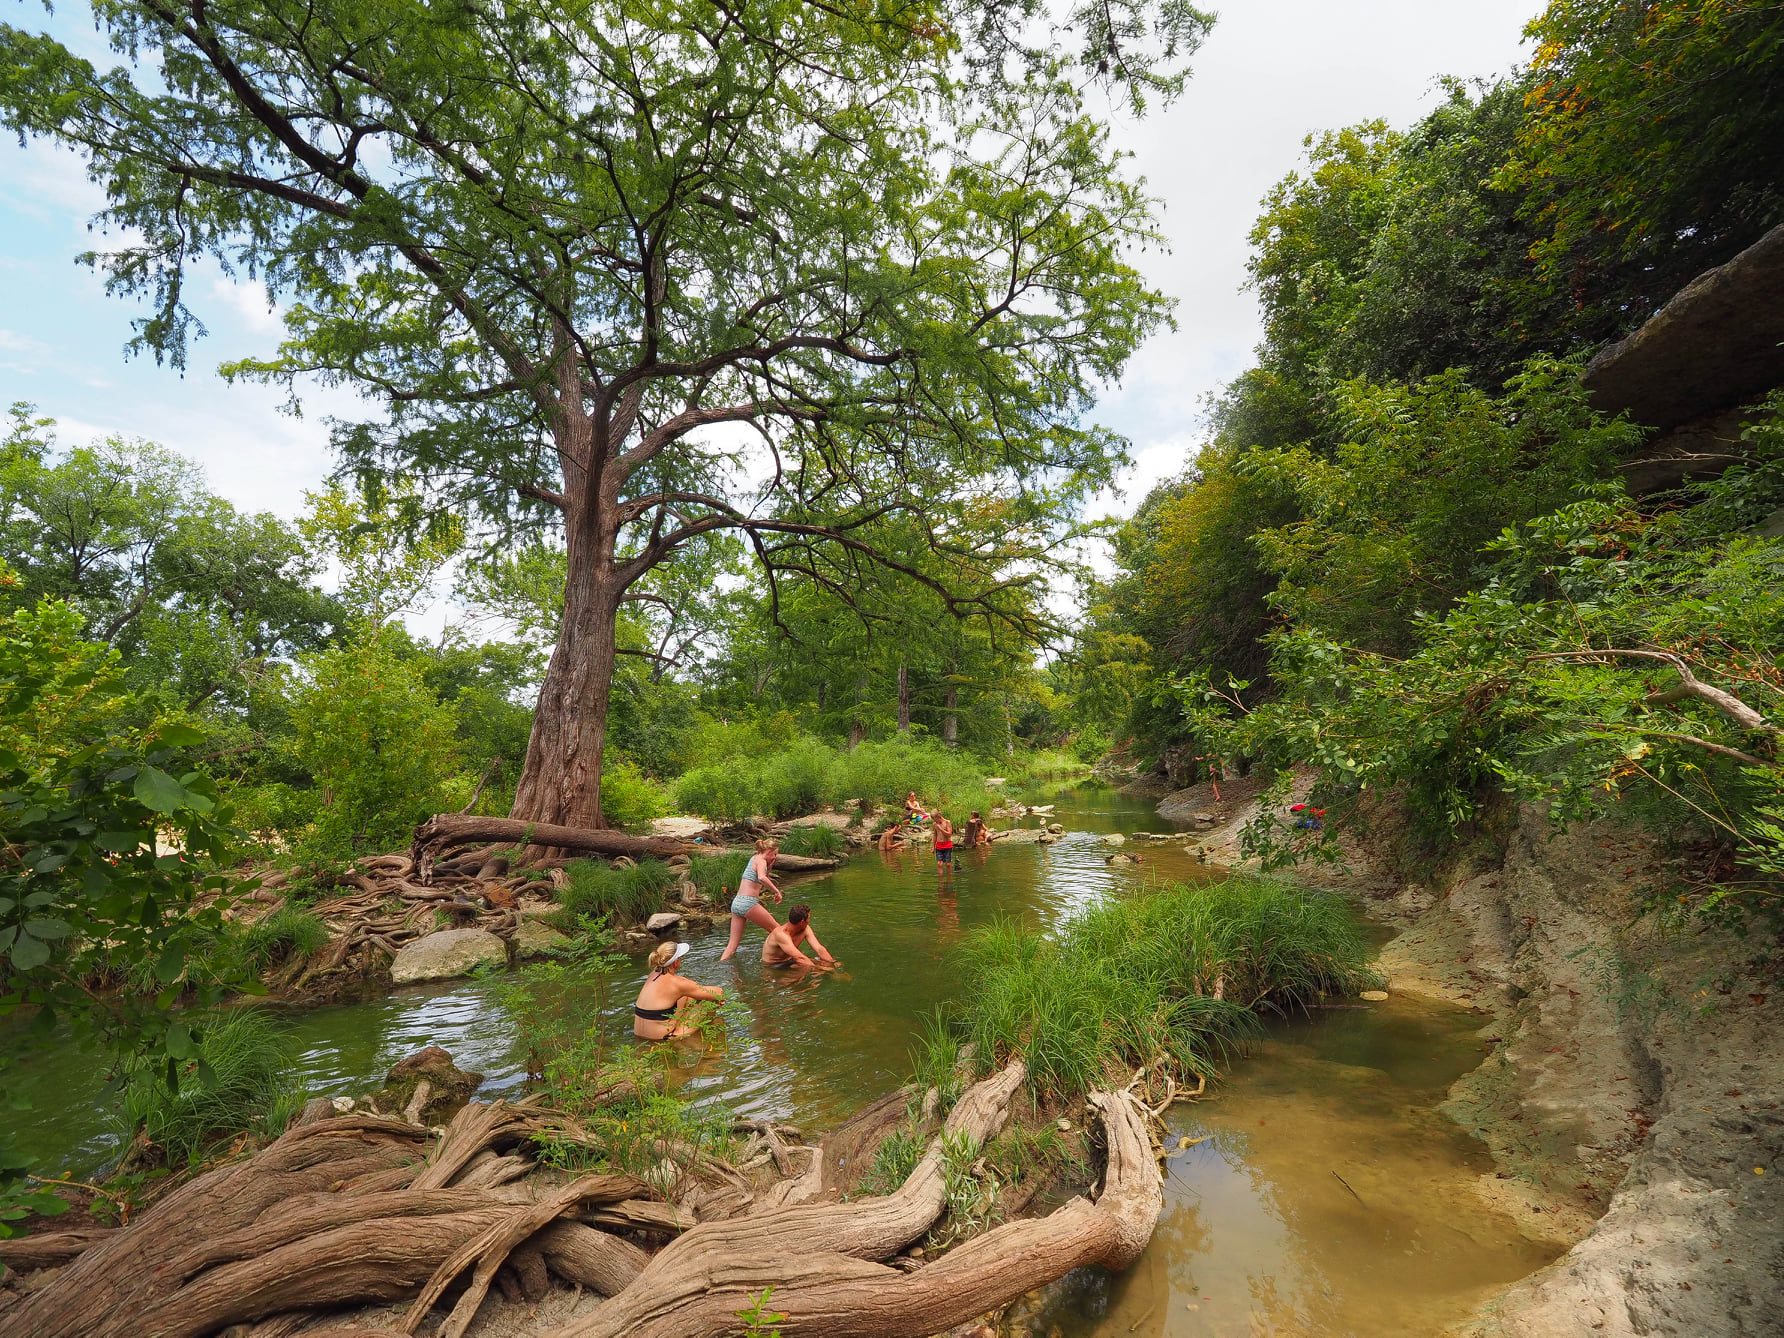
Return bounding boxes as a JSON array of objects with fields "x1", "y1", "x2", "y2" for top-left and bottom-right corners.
[
  {"x1": 803, "y1": 928, "x2": 837, "y2": 965},
  {"x1": 676, "y1": 977, "x2": 725, "y2": 1003}
]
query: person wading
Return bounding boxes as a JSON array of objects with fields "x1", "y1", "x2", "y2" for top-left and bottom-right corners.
[
  {"x1": 933, "y1": 813, "x2": 955, "y2": 877},
  {"x1": 720, "y1": 838, "x2": 785, "y2": 962},
  {"x1": 762, "y1": 903, "x2": 837, "y2": 970},
  {"x1": 632, "y1": 942, "x2": 723, "y2": 1040}
]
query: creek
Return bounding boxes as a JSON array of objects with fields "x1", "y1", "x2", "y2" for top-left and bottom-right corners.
[{"x1": 2, "y1": 783, "x2": 1559, "y2": 1332}]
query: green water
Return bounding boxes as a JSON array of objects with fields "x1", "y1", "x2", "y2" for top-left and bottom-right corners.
[{"x1": 1, "y1": 783, "x2": 1559, "y2": 1332}]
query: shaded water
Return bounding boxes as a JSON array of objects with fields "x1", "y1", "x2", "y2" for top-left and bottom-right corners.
[{"x1": 2, "y1": 784, "x2": 1559, "y2": 1332}]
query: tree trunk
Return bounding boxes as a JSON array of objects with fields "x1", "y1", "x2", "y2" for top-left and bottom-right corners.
[
  {"x1": 896, "y1": 662, "x2": 910, "y2": 734},
  {"x1": 512, "y1": 498, "x2": 620, "y2": 829},
  {"x1": 941, "y1": 682, "x2": 959, "y2": 747}
]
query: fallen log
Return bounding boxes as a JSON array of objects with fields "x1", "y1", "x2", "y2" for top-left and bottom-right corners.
[{"x1": 411, "y1": 815, "x2": 691, "y2": 881}]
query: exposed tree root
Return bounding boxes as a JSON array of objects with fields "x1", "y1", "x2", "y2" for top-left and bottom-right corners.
[{"x1": 3, "y1": 1060, "x2": 1167, "y2": 1338}]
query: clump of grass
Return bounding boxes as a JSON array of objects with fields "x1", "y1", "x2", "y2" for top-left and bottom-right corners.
[
  {"x1": 778, "y1": 824, "x2": 844, "y2": 858},
  {"x1": 121, "y1": 1009, "x2": 303, "y2": 1165},
  {"x1": 689, "y1": 851, "x2": 750, "y2": 898},
  {"x1": 937, "y1": 876, "x2": 1379, "y2": 1099},
  {"x1": 239, "y1": 907, "x2": 330, "y2": 969},
  {"x1": 554, "y1": 858, "x2": 677, "y2": 929},
  {"x1": 1009, "y1": 748, "x2": 1089, "y2": 784},
  {"x1": 859, "y1": 1124, "x2": 925, "y2": 1197}
]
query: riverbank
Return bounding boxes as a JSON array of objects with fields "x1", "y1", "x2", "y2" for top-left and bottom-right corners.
[{"x1": 1141, "y1": 774, "x2": 1784, "y2": 1334}]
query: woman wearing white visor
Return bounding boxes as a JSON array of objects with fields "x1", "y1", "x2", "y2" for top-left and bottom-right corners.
[{"x1": 632, "y1": 941, "x2": 724, "y2": 1040}]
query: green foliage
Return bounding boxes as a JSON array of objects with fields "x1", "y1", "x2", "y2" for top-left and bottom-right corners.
[
  {"x1": 736, "y1": 1287, "x2": 789, "y2": 1338},
  {"x1": 688, "y1": 852, "x2": 750, "y2": 900},
  {"x1": 237, "y1": 907, "x2": 330, "y2": 970},
  {"x1": 1508, "y1": 0, "x2": 1784, "y2": 328},
  {"x1": 1244, "y1": 360, "x2": 1638, "y2": 653},
  {"x1": 1205, "y1": 403, "x2": 1784, "y2": 919},
  {"x1": 935, "y1": 878, "x2": 1376, "y2": 1099},
  {"x1": 287, "y1": 631, "x2": 462, "y2": 857},
  {"x1": 120, "y1": 1008, "x2": 302, "y2": 1166},
  {"x1": 554, "y1": 860, "x2": 678, "y2": 931},
  {"x1": 777, "y1": 825, "x2": 843, "y2": 859},
  {"x1": 0, "y1": 587, "x2": 246, "y2": 1053},
  {"x1": 860, "y1": 1125, "x2": 926, "y2": 1197},
  {"x1": 596, "y1": 758, "x2": 671, "y2": 831}
]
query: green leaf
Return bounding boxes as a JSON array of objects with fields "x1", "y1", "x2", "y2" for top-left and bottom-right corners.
[
  {"x1": 133, "y1": 766, "x2": 187, "y2": 814},
  {"x1": 23, "y1": 918, "x2": 71, "y2": 940},
  {"x1": 8, "y1": 934, "x2": 50, "y2": 970},
  {"x1": 152, "y1": 723, "x2": 205, "y2": 748},
  {"x1": 164, "y1": 1021, "x2": 196, "y2": 1060},
  {"x1": 153, "y1": 943, "x2": 186, "y2": 985}
]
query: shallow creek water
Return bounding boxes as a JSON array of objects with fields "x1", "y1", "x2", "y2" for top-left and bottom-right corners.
[{"x1": 3, "y1": 784, "x2": 1558, "y2": 1332}]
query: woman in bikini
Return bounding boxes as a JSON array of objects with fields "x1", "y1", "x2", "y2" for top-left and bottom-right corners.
[
  {"x1": 632, "y1": 941, "x2": 723, "y2": 1040},
  {"x1": 719, "y1": 838, "x2": 784, "y2": 962}
]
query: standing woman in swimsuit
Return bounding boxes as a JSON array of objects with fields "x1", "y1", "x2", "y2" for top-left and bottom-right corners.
[
  {"x1": 719, "y1": 838, "x2": 784, "y2": 962},
  {"x1": 633, "y1": 941, "x2": 723, "y2": 1040}
]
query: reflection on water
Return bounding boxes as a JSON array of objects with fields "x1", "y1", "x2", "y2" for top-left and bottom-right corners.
[
  {"x1": 2, "y1": 783, "x2": 1209, "y2": 1168},
  {"x1": 1023, "y1": 994, "x2": 1559, "y2": 1336}
]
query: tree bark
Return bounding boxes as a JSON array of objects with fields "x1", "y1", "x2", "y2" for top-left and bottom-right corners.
[
  {"x1": 942, "y1": 682, "x2": 959, "y2": 747},
  {"x1": 512, "y1": 493, "x2": 621, "y2": 829},
  {"x1": 411, "y1": 815, "x2": 689, "y2": 881},
  {"x1": 896, "y1": 662, "x2": 911, "y2": 734}
]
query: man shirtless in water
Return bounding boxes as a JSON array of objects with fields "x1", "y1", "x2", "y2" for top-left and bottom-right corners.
[{"x1": 762, "y1": 903, "x2": 837, "y2": 969}]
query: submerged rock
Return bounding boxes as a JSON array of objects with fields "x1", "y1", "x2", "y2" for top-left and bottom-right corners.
[
  {"x1": 1360, "y1": 989, "x2": 1390, "y2": 1002},
  {"x1": 1102, "y1": 833, "x2": 1127, "y2": 846},
  {"x1": 390, "y1": 928, "x2": 507, "y2": 984}
]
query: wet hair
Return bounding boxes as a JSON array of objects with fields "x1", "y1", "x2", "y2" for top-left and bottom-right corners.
[
  {"x1": 970, "y1": 811, "x2": 981, "y2": 819},
  {"x1": 787, "y1": 903, "x2": 811, "y2": 926},
  {"x1": 754, "y1": 837, "x2": 779, "y2": 854},
  {"x1": 647, "y1": 942, "x2": 679, "y2": 974}
]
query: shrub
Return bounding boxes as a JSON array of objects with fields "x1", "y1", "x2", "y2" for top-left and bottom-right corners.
[
  {"x1": 675, "y1": 765, "x2": 763, "y2": 824},
  {"x1": 121, "y1": 1009, "x2": 303, "y2": 1165},
  {"x1": 600, "y1": 757, "x2": 671, "y2": 829}
]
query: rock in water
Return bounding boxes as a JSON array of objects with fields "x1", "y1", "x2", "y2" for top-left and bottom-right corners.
[
  {"x1": 1102, "y1": 833, "x2": 1127, "y2": 846},
  {"x1": 390, "y1": 928, "x2": 508, "y2": 984},
  {"x1": 1360, "y1": 989, "x2": 1390, "y2": 1002},
  {"x1": 513, "y1": 918, "x2": 569, "y2": 959},
  {"x1": 1106, "y1": 853, "x2": 1135, "y2": 865},
  {"x1": 646, "y1": 911, "x2": 684, "y2": 933},
  {"x1": 373, "y1": 1045, "x2": 484, "y2": 1124}
]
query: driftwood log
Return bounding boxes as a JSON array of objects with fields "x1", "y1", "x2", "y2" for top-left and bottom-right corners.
[
  {"x1": 410, "y1": 814, "x2": 841, "y2": 883},
  {"x1": 0, "y1": 1062, "x2": 1164, "y2": 1338}
]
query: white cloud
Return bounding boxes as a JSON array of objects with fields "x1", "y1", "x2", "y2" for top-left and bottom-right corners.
[{"x1": 208, "y1": 277, "x2": 287, "y2": 338}]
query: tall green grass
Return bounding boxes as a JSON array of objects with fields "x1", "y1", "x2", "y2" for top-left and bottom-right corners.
[
  {"x1": 121, "y1": 1009, "x2": 303, "y2": 1164},
  {"x1": 239, "y1": 907, "x2": 330, "y2": 968},
  {"x1": 689, "y1": 851, "x2": 750, "y2": 899},
  {"x1": 935, "y1": 876, "x2": 1378, "y2": 1099},
  {"x1": 778, "y1": 824, "x2": 844, "y2": 858},
  {"x1": 555, "y1": 858, "x2": 678, "y2": 928}
]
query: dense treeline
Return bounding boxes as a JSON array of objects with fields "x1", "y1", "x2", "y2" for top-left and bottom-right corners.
[{"x1": 1075, "y1": 0, "x2": 1784, "y2": 919}]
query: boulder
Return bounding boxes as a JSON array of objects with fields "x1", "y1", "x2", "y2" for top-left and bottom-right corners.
[
  {"x1": 646, "y1": 911, "x2": 684, "y2": 934},
  {"x1": 990, "y1": 828, "x2": 1044, "y2": 844},
  {"x1": 1101, "y1": 833, "x2": 1127, "y2": 846},
  {"x1": 514, "y1": 919, "x2": 569, "y2": 959},
  {"x1": 368, "y1": 1046, "x2": 484, "y2": 1125},
  {"x1": 390, "y1": 928, "x2": 508, "y2": 984},
  {"x1": 1046, "y1": 822, "x2": 1064, "y2": 834},
  {"x1": 1106, "y1": 853, "x2": 1135, "y2": 866}
]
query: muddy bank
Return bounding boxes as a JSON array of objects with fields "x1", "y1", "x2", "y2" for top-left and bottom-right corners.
[{"x1": 1164, "y1": 779, "x2": 1784, "y2": 1335}]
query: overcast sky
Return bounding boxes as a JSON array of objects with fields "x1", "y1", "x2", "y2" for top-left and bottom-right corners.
[{"x1": 0, "y1": 0, "x2": 1538, "y2": 542}]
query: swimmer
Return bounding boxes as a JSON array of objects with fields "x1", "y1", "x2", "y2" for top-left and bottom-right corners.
[
  {"x1": 720, "y1": 838, "x2": 783, "y2": 962},
  {"x1": 762, "y1": 903, "x2": 836, "y2": 969},
  {"x1": 632, "y1": 941, "x2": 723, "y2": 1040}
]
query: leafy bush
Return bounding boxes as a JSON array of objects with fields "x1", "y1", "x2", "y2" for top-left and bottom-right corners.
[
  {"x1": 121, "y1": 1009, "x2": 302, "y2": 1165},
  {"x1": 756, "y1": 738, "x2": 835, "y2": 819},
  {"x1": 288, "y1": 631, "x2": 462, "y2": 856},
  {"x1": 600, "y1": 757, "x2": 671, "y2": 829},
  {"x1": 674, "y1": 765, "x2": 763, "y2": 824},
  {"x1": 938, "y1": 877, "x2": 1376, "y2": 1099}
]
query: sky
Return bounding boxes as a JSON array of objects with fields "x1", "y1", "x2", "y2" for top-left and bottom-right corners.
[{"x1": 0, "y1": 0, "x2": 1539, "y2": 567}]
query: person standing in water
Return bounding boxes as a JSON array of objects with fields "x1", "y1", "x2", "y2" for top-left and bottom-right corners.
[
  {"x1": 632, "y1": 942, "x2": 723, "y2": 1040},
  {"x1": 762, "y1": 903, "x2": 838, "y2": 969},
  {"x1": 720, "y1": 838, "x2": 784, "y2": 962},
  {"x1": 933, "y1": 812, "x2": 955, "y2": 876}
]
